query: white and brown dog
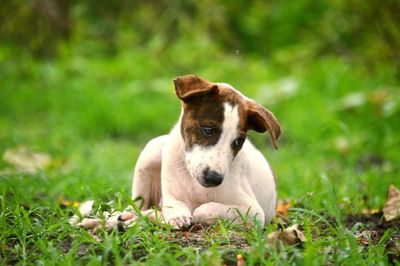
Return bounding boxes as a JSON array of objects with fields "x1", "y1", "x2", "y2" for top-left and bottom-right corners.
[{"x1": 75, "y1": 75, "x2": 281, "y2": 230}]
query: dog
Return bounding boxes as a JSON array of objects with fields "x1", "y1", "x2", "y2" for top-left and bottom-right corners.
[{"x1": 74, "y1": 75, "x2": 281, "y2": 230}]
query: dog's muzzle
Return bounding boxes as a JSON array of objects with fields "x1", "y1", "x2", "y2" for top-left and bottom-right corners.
[{"x1": 201, "y1": 168, "x2": 224, "y2": 187}]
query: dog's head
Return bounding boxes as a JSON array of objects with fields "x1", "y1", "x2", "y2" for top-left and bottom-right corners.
[{"x1": 174, "y1": 75, "x2": 281, "y2": 188}]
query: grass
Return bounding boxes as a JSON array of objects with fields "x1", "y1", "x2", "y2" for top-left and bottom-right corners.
[{"x1": 1, "y1": 49, "x2": 399, "y2": 265}]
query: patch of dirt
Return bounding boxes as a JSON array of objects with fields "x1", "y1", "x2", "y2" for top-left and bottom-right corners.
[
  {"x1": 356, "y1": 154, "x2": 386, "y2": 172},
  {"x1": 171, "y1": 224, "x2": 250, "y2": 266},
  {"x1": 344, "y1": 212, "x2": 400, "y2": 263},
  {"x1": 171, "y1": 224, "x2": 250, "y2": 251},
  {"x1": 344, "y1": 212, "x2": 400, "y2": 235}
]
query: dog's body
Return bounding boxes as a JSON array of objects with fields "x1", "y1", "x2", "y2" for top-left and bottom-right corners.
[
  {"x1": 75, "y1": 75, "x2": 281, "y2": 229},
  {"x1": 128, "y1": 75, "x2": 280, "y2": 228},
  {"x1": 133, "y1": 127, "x2": 277, "y2": 228}
]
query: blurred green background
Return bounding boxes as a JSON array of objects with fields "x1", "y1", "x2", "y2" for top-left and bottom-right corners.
[{"x1": 1, "y1": 0, "x2": 400, "y2": 210}]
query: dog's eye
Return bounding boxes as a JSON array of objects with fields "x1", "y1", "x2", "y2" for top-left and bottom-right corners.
[
  {"x1": 233, "y1": 136, "x2": 246, "y2": 147},
  {"x1": 201, "y1": 126, "x2": 213, "y2": 137}
]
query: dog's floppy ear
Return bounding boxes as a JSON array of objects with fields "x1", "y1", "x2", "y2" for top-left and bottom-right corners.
[
  {"x1": 173, "y1": 75, "x2": 218, "y2": 101},
  {"x1": 247, "y1": 101, "x2": 281, "y2": 149}
]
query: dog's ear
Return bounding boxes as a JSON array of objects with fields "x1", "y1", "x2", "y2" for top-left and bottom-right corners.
[
  {"x1": 247, "y1": 101, "x2": 281, "y2": 149},
  {"x1": 173, "y1": 75, "x2": 218, "y2": 102}
]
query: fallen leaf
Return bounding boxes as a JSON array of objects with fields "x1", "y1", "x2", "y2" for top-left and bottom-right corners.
[
  {"x1": 2, "y1": 146, "x2": 51, "y2": 174},
  {"x1": 362, "y1": 208, "x2": 381, "y2": 215},
  {"x1": 59, "y1": 197, "x2": 80, "y2": 208},
  {"x1": 276, "y1": 200, "x2": 292, "y2": 217},
  {"x1": 267, "y1": 224, "x2": 306, "y2": 250},
  {"x1": 383, "y1": 185, "x2": 400, "y2": 221},
  {"x1": 60, "y1": 199, "x2": 71, "y2": 208},
  {"x1": 354, "y1": 230, "x2": 378, "y2": 246},
  {"x1": 236, "y1": 254, "x2": 244, "y2": 266}
]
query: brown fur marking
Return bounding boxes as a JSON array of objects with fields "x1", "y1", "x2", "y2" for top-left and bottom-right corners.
[{"x1": 173, "y1": 75, "x2": 281, "y2": 153}]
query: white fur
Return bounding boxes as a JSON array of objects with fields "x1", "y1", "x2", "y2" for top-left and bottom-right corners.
[
  {"x1": 158, "y1": 122, "x2": 276, "y2": 227},
  {"x1": 132, "y1": 88, "x2": 277, "y2": 228}
]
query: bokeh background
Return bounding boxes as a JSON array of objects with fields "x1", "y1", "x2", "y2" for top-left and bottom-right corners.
[{"x1": 1, "y1": 0, "x2": 400, "y2": 212}]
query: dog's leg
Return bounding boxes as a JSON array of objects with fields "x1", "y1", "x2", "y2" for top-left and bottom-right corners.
[
  {"x1": 71, "y1": 201, "x2": 125, "y2": 230},
  {"x1": 130, "y1": 136, "x2": 167, "y2": 210},
  {"x1": 77, "y1": 208, "x2": 158, "y2": 231},
  {"x1": 156, "y1": 129, "x2": 195, "y2": 229},
  {"x1": 116, "y1": 209, "x2": 158, "y2": 227},
  {"x1": 192, "y1": 202, "x2": 265, "y2": 225},
  {"x1": 116, "y1": 136, "x2": 167, "y2": 226}
]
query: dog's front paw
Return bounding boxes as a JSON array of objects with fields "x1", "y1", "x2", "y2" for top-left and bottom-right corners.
[
  {"x1": 167, "y1": 215, "x2": 193, "y2": 229},
  {"x1": 193, "y1": 202, "x2": 222, "y2": 225},
  {"x1": 162, "y1": 202, "x2": 192, "y2": 229}
]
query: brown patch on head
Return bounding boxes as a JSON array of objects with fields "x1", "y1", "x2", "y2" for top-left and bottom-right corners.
[
  {"x1": 180, "y1": 94, "x2": 225, "y2": 150},
  {"x1": 173, "y1": 75, "x2": 281, "y2": 152},
  {"x1": 174, "y1": 75, "x2": 218, "y2": 101},
  {"x1": 174, "y1": 75, "x2": 224, "y2": 150}
]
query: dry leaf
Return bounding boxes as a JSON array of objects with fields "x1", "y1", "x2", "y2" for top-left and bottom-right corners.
[
  {"x1": 383, "y1": 185, "x2": 400, "y2": 221},
  {"x1": 362, "y1": 208, "x2": 381, "y2": 215},
  {"x1": 276, "y1": 200, "x2": 292, "y2": 217},
  {"x1": 2, "y1": 146, "x2": 51, "y2": 174},
  {"x1": 267, "y1": 224, "x2": 306, "y2": 250},
  {"x1": 59, "y1": 197, "x2": 80, "y2": 208},
  {"x1": 236, "y1": 254, "x2": 244, "y2": 266}
]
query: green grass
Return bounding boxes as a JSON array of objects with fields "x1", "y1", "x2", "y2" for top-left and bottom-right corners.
[{"x1": 1, "y1": 50, "x2": 399, "y2": 265}]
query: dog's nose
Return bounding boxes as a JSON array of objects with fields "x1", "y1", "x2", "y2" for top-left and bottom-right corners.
[{"x1": 202, "y1": 169, "x2": 223, "y2": 187}]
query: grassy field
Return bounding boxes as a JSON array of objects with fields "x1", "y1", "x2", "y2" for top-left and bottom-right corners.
[{"x1": 1, "y1": 50, "x2": 400, "y2": 265}]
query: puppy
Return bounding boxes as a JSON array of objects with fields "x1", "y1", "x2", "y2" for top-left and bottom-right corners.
[{"x1": 75, "y1": 75, "x2": 281, "y2": 230}]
